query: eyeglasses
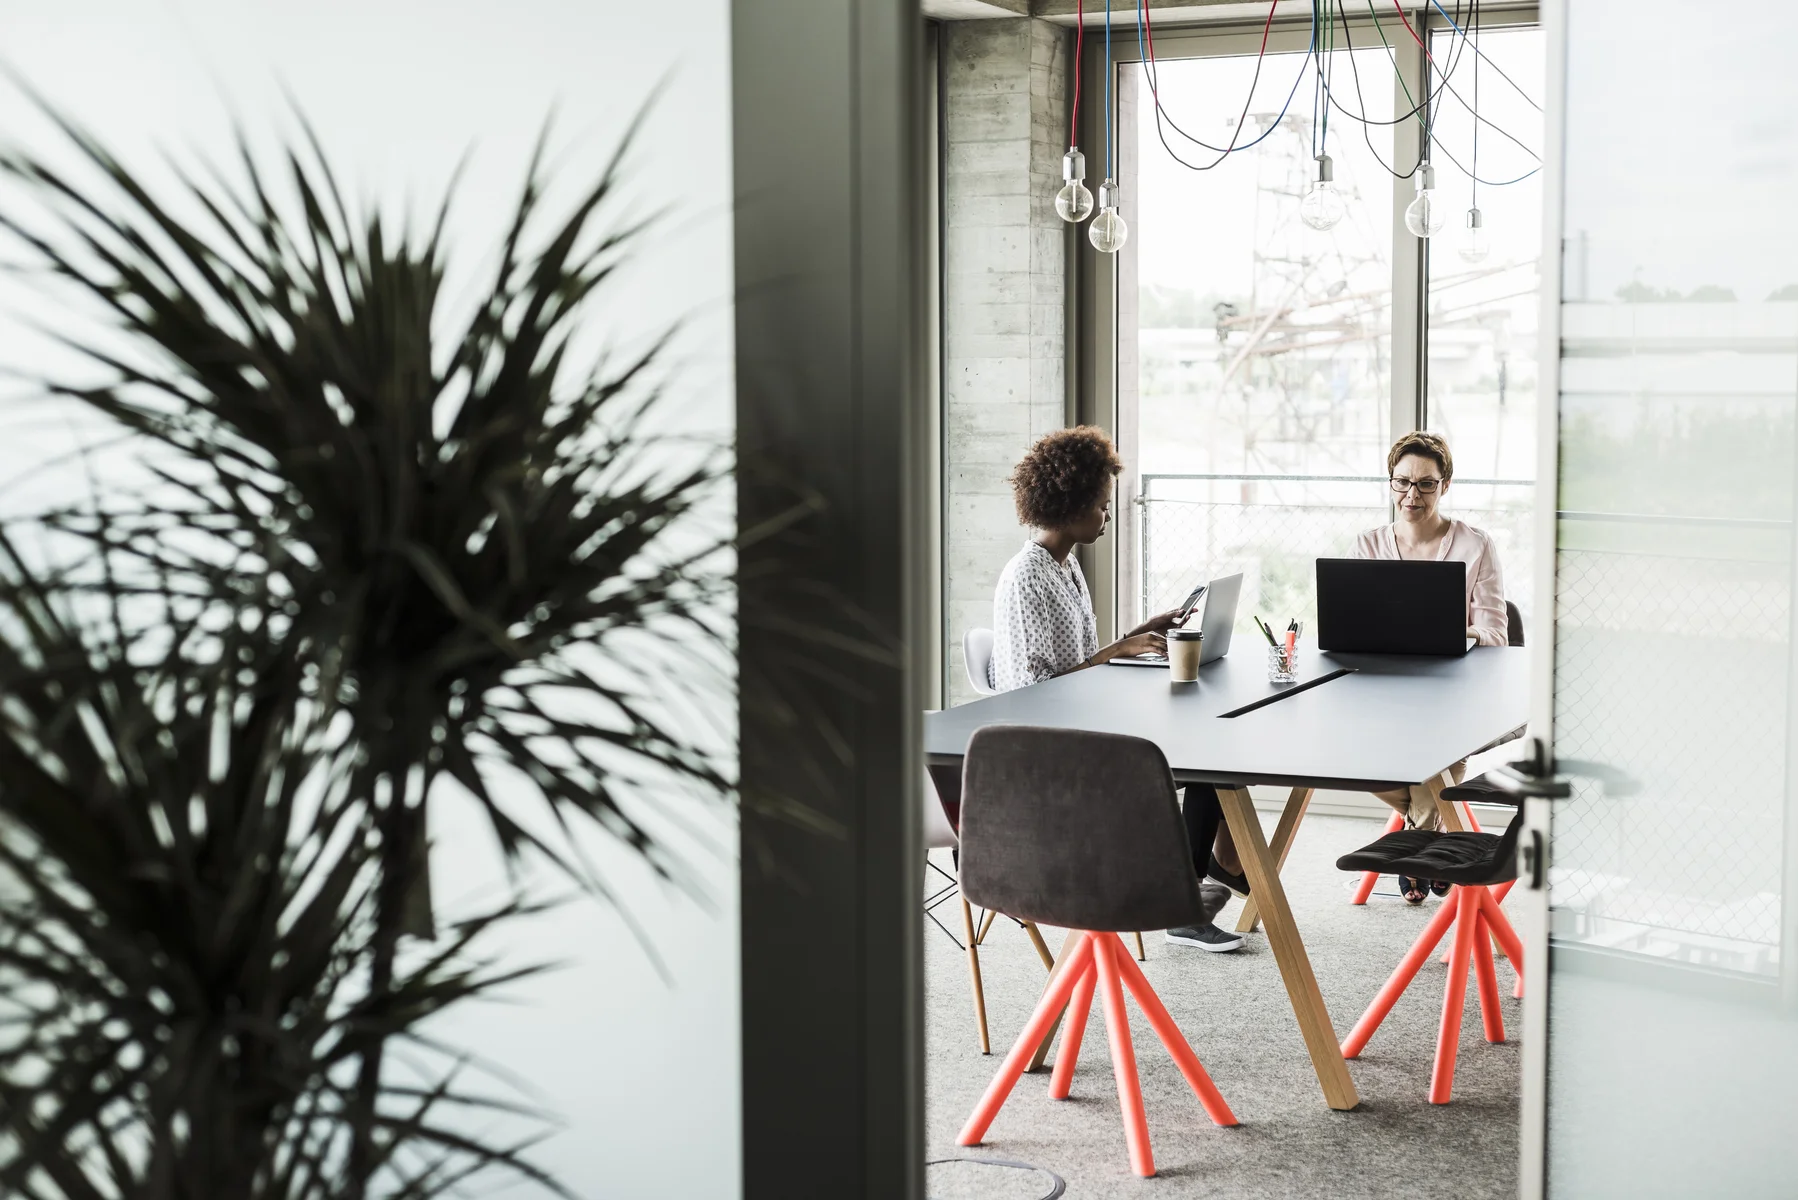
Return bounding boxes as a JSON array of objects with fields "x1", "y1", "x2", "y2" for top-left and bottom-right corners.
[{"x1": 1390, "y1": 476, "x2": 1445, "y2": 494}]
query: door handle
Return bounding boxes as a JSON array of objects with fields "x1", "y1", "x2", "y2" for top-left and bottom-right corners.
[
  {"x1": 1492, "y1": 739, "x2": 1639, "y2": 891},
  {"x1": 1483, "y1": 737, "x2": 1641, "y2": 800},
  {"x1": 1518, "y1": 829, "x2": 1546, "y2": 890}
]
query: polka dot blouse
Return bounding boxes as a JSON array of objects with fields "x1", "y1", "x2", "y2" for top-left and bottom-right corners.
[{"x1": 990, "y1": 541, "x2": 1099, "y2": 692}]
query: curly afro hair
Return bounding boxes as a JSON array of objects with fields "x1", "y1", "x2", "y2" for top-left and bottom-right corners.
[{"x1": 1010, "y1": 425, "x2": 1123, "y2": 529}]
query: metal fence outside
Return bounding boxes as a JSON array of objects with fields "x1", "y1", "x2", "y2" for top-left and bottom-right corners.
[{"x1": 1137, "y1": 473, "x2": 1536, "y2": 637}]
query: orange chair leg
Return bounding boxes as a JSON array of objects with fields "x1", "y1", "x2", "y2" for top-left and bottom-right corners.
[
  {"x1": 1430, "y1": 887, "x2": 1482, "y2": 1104},
  {"x1": 1461, "y1": 801, "x2": 1483, "y2": 832},
  {"x1": 1352, "y1": 811, "x2": 1407, "y2": 904},
  {"x1": 1342, "y1": 890, "x2": 1461, "y2": 1058},
  {"x1": 1094, "y1": 935, "x2": 1155, "y2": 1177},
  {"x1": 1048, "y1": 959, "x2": 1098, "y2": 1101},
  {"x1": 1492, "y1": 879, "x2": 1516, "y2": 904},
  {"x1": 1475, "y1": 885, "x2": 1526, "y2": 998},
  {"x1": 1472, "y1": 911, "x2": 1505, "y2": 1043},
  {"x1": 1111, "y1": 935, "x2": 1238, "y2": 1127},
  {"x1": 959, "y1": 933, "x2": 1096, "y2": 1148}
]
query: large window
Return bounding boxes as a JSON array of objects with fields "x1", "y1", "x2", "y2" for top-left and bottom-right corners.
[
  {"x1": 1118, "y1": 15, "x2": 1544, "y2": 633},
  {"x1": 1424, "y1": 24, "x2": 1545, "y2": 612}
]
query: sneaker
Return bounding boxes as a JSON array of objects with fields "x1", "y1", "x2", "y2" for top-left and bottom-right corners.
[
  {"x1": 1198, "y1": 881, "x2": 1233, "y2": 924},
  {"x1": 1164, "y1": 923, "x2": 1244, "y2": 953}
]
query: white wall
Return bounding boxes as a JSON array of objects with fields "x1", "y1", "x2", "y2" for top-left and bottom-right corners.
[{"x1": 0, "y1": 3, "x2": 739, "y2": 1197}]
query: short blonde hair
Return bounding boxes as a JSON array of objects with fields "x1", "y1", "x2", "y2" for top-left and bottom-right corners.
[{"x1": 1387, "y1": 431, "x2": 1453, "y2": 480}]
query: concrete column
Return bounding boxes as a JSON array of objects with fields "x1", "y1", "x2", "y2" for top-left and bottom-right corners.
[{"x1": 942, "y1": 17, "x2": 1069, "y2": 703}]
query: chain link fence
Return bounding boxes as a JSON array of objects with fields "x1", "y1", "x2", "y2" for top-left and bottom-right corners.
[
  {"x1": 1550, "y1": 529, "x2": 1791, "y2": 972},
  {"x1": 1137, "y1": 474, "x2": 1535, "y2": 636}
]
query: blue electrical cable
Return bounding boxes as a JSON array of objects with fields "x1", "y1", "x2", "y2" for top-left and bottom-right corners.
[
  {"x1": 1426, "y1": 0, "x2": 1543, "y2": 111},
  {"x1": 1136, "y1": 0, "x2": 1317, "y2": 169}
]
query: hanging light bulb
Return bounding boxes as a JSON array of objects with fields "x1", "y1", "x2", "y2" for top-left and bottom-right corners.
[
  {"x1": 1089, "y1": 178, "x2": 1128, "y2": 254},
  {"x1": 1459, "y1": 206, "x2": 1491, "y2": 263},
  {"x1": 1404, "y1": 164, "x2": 1444, "y2": 239},
  {"x1": 1055, "y1": 148, "x2": 1095, "y2": 223},
  {"x1": 1299, "y1": 153, "x2": 1346, "y2": 231}
]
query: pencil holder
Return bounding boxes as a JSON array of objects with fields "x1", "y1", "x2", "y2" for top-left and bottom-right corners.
[{"x1": 1267, "y1": 644, "x2": 1297, "y2": 684}]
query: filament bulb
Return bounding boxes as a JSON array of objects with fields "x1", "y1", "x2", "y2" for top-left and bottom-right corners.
[
  {"x1": 1404, "y1": 164, "x2": 1444, "y2": 239},
  {"x1": 1055, "y1": 148, "x2": 1094, "y2": 223},
  {"x1": 1089, "y1": 178, "x2": 1128, "y2": 253},
  {"x1": 1458, "y1": 206, "x2": 1491, "y2": 263},
  {"x1": 1299, "y1": 154, "x2": 1346, "y2": 231}
]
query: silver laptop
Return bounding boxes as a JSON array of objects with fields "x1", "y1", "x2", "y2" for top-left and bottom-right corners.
[
  {"x1": 1112, "y1": 572, "x2": 1244, "y2": 667},
  {"x1": 1195, "y1": 572, "x2": 1242, "y2": 664}
]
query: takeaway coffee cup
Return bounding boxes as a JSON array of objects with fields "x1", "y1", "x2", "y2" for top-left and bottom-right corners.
[{"x1": 1168, "y1": 627, "x2": 1203, "y2": 682}]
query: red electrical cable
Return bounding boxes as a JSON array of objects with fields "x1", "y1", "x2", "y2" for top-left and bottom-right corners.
[
  {"x1": 1069, "y1": 0, "x2": 1084, "y2": 148},
  {"x1": 1391, "y1": 0, "x2": 1436, "y2": 60}
]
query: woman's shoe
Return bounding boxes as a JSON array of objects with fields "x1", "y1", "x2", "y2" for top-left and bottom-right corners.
[
  {"x1": 1399, "y1": 874, "x2": 1428, "y2": 905},
  {"x1": 1429, "y1": 879, "x2": 1450, "y2": 897},
  {"x1": 1207, "y1": 855, "x2": 1250, "y2": 897}
]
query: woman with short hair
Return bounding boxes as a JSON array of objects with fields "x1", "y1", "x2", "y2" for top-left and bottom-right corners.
[{"x1": 1358, "y1": 430, "x2": 1509, "y2": 901}]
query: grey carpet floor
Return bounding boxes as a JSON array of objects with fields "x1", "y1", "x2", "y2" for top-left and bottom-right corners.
[{"x1": 925, "y1": 814, "x2": 1521, "y2": 1199}]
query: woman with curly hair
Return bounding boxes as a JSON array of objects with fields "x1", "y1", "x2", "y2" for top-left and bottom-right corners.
[
  {"x1": 987, "y1": 425, "x2": 1245, "y2": 951},
  {"x1": 989, "y1": 425, "x2": 1179, "y2": 691}
]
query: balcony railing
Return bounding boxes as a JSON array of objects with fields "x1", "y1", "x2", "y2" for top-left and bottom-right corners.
[{"x1": 1135, "y1": 473, "x2": 1536, "y2": 637}]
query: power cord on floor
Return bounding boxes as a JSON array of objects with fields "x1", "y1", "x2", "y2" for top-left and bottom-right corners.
[{"x1": 926, "y1": 1155, "x2": 1067, "y2": 1200}]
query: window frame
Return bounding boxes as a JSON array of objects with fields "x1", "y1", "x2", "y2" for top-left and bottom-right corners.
[{"x1": 1079, "y1": 6, "x2": 1541, "y2": 631}]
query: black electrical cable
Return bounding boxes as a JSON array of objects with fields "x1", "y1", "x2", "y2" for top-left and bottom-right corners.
[
  {"x1": 1428, "y1": 0, "x2": 1542, "y2": 112},
  {"x1": 1137, "y1": 0, "x2": 1302, "y2": 169},
  {"x1": 1325, "y1": 0, "x2": 1474, "y2": 177},
  {"x1": 1320, "y1": 0, "x2": 1468, "y2": 128},
  {"x1": 1135, "y1": 0, "x2": 1538, "y2": 181},
  {"x1": 1325, "y1": 0, "x2": 1538, "y2": 185},
  {"x1": 1395, "y1": 0, "x2": 1542, "y2": 172}
]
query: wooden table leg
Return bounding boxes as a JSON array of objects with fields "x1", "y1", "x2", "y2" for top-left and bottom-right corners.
[
  {"x1": 1026, "y1": 929, "x2": 1076, "y2": 1072},
  {"x1": 1429, "y1": 770, "x2": 1467, "y2": 832},
  {"x1": 1217, "y1": 786, "x2": 1360, "y2": 1111},
  {"x1": 1234, "y1": 787, "x2": 1314, "y2": 933}
]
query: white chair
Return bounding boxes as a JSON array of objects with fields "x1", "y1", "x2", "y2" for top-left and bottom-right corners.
[
  {"x1": 962, "y1": 627, "x2": 997, "y2": 696},
  {"x1": 923, "y1": 770, "x2": 1057, "y2": 1054}
]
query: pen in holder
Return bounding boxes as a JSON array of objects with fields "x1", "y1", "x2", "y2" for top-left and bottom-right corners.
[{"x1": 1267, "y1": 642, "x2": 1297, "y2": 684}]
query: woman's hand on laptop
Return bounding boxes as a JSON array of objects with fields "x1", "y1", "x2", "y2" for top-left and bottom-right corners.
[{"x1": 1105, "y1": 631, "x2": 1167, "y2": 662}]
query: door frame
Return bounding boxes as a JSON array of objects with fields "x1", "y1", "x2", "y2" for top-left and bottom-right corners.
[
  {"x1": 732, "y1": 2, "x2": 930, "y2": 1197},
  {"x1": 1517, "y1": 0, "x2": 1567, "y2": 1195}
]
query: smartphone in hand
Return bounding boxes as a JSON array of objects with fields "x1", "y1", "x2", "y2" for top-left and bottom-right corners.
[{"x1": 1174, "y1": 584, "x2": 1207, "y2": 625}]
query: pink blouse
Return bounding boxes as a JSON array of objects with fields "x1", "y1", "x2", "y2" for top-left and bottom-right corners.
[{"x1": 1353, "y1": 520, "x2": 1509, "y2": 647}]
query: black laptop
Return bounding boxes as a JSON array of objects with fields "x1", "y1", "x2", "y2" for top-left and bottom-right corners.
[{"x1": 1315, "y1": 559, "x2": 1473, "y2": 655}]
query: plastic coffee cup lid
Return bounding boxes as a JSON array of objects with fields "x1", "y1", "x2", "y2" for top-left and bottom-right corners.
[{"x1": 1169, "y1": 628, "x2": 1203, "y2": 640}]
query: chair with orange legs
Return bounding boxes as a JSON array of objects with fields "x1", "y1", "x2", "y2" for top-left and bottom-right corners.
[
  {"x1": 954, "y1": 726, "x2": 1237, "y2": 1178},
  {"x1": 1353, "y1": 600, "x2": 1527, "y2": 910},
  {"x1": 1334, "y1": 806, "x2": 1526, "y2": 1103}
]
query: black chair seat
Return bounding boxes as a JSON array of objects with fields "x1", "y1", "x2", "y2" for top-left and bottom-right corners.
[
  {"x1": 1439, "y1": 771, "x2": 1521, "y2": 805},
  {"x1": 1336, "y1": 829, "x2": 1438, "y2": 874},
  {"x1": 1336, "y1": 827, "x2": 1519, "y2": 886}
]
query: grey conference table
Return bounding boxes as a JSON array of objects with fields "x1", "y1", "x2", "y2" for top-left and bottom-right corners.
[{"x1": 925, "y1": 645, "x2": 1529, "y2": 1111}]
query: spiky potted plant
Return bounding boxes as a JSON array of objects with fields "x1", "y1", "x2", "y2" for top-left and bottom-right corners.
[{"x1": 0, "y1": 99, "x2": 732, "y2": 1199}]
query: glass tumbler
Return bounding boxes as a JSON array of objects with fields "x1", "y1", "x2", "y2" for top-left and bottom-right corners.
[{"x1": 1267, "y1": 644, "x2": 1297, "y2": 684}]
